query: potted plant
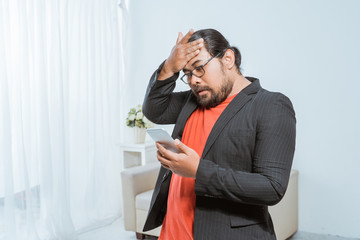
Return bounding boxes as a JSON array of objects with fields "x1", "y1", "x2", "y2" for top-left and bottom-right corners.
[{"x1": 126, "y1": 105, "x2": 153, "y2": 143}]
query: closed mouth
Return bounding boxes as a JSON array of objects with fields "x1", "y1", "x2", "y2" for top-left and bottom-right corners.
[
  {"x1": 197, "y1": 89, "x2": 208, "y2": 95},
  {"x1": 193, "y1": 86, "x2": 211, "y2": 96}
]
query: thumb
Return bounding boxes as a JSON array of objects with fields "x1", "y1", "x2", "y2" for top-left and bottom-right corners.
[{"x1": 174, "y1": 139, "x2": 188, "y2": 153}]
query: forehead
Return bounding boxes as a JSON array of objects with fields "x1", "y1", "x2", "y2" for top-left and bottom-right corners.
[{"x1": 184, "y1": 47, "x2": 211, "y2": 70}]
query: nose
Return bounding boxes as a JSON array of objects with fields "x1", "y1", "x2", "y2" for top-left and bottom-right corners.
[{"x1": 189, "y1": 74, "x2": 202, "y2": 85}]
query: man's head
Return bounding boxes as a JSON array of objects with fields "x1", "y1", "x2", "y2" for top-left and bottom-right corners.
[
  {"x1": 188, "y1": 29, "x2": 242, "y2": 73},
  {"x1": 182, "y1": 29, "x2": 242, "y2": 109}
]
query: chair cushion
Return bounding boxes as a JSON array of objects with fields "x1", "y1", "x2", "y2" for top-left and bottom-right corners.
[{"x1": 136, "y1": 189, "x2": 154, "y2": 211}]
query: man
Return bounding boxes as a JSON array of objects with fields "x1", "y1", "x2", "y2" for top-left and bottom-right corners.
[{"x1": 142, "y1": 28, "x2": 296, "y2": 240}]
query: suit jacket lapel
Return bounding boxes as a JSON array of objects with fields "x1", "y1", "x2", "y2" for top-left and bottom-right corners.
[
  {"x1": 172, "y1": 93, "x2": 198, "y2": 139},
  {"x1": 171, "y1": 78, "x2": 262, "y2": 158},
  {"x1": 201, "y1": 78, "x2": 262, "y2": 158},
  {"x1": 162, "y1": 94, "x2": 197, "y2": 183},
  {"x1": 201, "y1": 92, "x2": 252, "y2": 158}
]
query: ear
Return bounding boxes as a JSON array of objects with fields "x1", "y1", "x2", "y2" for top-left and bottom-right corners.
[{"x1": 222, "y1": 49, "x2": 235, "y2": 70}]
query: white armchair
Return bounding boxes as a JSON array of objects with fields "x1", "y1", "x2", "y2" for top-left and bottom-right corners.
[
  {"x1": 121, "y1": 163, "x2": 161, "y2": 239},
  {"x1": 121, "y1": 162, "x2": 298, "y2": 240}
]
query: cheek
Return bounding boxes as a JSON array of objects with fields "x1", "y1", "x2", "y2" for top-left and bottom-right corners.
[
  {"x1": 204, "y1": 77, "x2": 222, "y2": 92},
  {"x1": 204, "y1": 67, "x2": 222, "y2": 85}
]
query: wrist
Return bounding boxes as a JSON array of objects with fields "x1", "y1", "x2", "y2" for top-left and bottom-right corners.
[
  {"x1": 163, "y1": 60, "x2": 175, "y2": 74},
  {"x1": 158, "y1": 61, "x2": 175, "y2": 80}
]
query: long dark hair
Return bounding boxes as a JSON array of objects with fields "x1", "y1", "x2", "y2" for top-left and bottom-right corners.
[{"x1": 188, "y1": 29, "x2": 242, "y2": 73}]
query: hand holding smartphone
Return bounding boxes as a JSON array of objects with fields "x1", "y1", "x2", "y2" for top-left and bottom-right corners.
[{"x1": 146, "y1": 128, "x2": 180, "y2": 153}]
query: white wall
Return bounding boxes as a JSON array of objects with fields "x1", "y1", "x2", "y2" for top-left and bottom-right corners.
[{"x1": 123, "y1": 0, "x2": 360, "y2": 238}]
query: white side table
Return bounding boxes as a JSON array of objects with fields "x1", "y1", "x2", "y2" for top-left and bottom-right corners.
[{"x1": 118, "y1": 141, "x2": 157, "y2": 168}]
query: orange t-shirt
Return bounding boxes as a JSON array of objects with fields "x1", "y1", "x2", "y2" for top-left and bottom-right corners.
[{"x1": 159, "y1": 93, "x2": 237, "y2": 240}]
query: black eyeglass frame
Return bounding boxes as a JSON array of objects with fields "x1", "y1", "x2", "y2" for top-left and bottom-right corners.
[{"x1": 180, "y1": 51, "x2": 223, "y2": 84}]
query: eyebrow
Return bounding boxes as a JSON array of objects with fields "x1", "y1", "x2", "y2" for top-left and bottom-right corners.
[{"x1": 183, "y1": 59, "x2": 203, "y2": 72}]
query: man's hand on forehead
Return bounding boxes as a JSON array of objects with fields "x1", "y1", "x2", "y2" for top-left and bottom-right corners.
[{"x1": 158, "y1": 29, "x2": 204, "y2": 80}]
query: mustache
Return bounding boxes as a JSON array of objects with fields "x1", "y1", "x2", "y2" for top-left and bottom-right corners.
[{"x1": 191, "y1": 85, "x2": 212, "y2": 94}]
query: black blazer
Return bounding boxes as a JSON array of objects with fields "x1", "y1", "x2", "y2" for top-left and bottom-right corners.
[{"x1": 142, "y1": 65, "x2": 296, "y2": 240}]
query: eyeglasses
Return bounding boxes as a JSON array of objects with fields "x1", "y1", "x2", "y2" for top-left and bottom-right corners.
[{"x1": 180, "y1": 51, "x2": 222, "y2": 84}]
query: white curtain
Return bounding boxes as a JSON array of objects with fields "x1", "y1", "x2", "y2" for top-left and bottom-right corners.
[{"x1": 0, "y1": 0, "x2": 126, "y2": 239}]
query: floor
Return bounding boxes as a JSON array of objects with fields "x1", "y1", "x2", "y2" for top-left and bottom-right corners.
[
  {"x1": 289, "y1": 232, "x2": 359, "y2": 240},
  {"x1": 78, "y1": 217, "x2": 359, "y2": 240}
]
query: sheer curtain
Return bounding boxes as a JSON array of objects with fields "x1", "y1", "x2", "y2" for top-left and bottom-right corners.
[{"x1": 0, "y1": 0, "x2": 126, "y2": 239}]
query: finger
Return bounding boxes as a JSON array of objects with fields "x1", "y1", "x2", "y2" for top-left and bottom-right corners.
[
  {"x1": 156, "y1": 151, "x2": 170, "y2": 169},
  {"x1": 176, "y1": 32, "x2": 183, "y2": 44},
  {"x1": 161, "y1": 163, "x2": 170, "y2": 169},
  {"x1": 157, "y1": 150, "x2": 166, "y2": 159},
  {"x1": 157, "y1": 150, "x2": 172, "y2": 168},
  {"x1": 187, "y1": 38, "x2": 204, "y2": 47},
  {"x1": 179, "y1": 28, "x2": 194, "y2": 44},
  {"x1": 156, "y1": 142, "x2": 171, "y2": 158},
  {"x1": 185, "y1": 49, "x2": 200, "y2": 61},
  {"x1": 156, "y1": 142, "x2": 179, "y2": 160},
  {"x1": 174, "y1": 139, "x2": 189, "y2": 154},
  {"x1": 156, "y1": 142, "x2": 168, "y2": 156},
  {"x1": 186, "y1": 42, "x2": 203, "y2": 54}
]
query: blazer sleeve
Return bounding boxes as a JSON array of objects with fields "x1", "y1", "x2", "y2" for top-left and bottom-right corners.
[
  {"x1": 142, "y1": 62, "x2": 190, "y2": 125},
  {"x1": 194, "y1": 93, "x2": 296, "y2": 206}
]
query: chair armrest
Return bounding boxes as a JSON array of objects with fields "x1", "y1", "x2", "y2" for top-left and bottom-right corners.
[
  {"x1": 269, "y1": 169, "x2": 299, "y2": 240},
  {"x1": 121, "y1": 162, "x2": 160, "y2": 231}
]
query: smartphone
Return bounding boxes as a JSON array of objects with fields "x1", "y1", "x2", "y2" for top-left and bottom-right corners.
[{"x1": 146, "y1": 128, "x2": 180, "y2": 153}]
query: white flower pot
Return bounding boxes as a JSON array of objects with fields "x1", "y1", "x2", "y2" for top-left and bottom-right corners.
[{"x1": 133, "y1": 127, "x2": 146, "y2": 144}]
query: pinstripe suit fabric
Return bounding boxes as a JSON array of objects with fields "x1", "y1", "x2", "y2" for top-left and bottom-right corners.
[{"x1": 142, "y1": 64, "x2": 296, "y2": 240}]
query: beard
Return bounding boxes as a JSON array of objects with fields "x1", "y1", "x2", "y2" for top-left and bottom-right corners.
[{"x1": 191, "y1": 76, "x2": 234, "y2": 109}]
